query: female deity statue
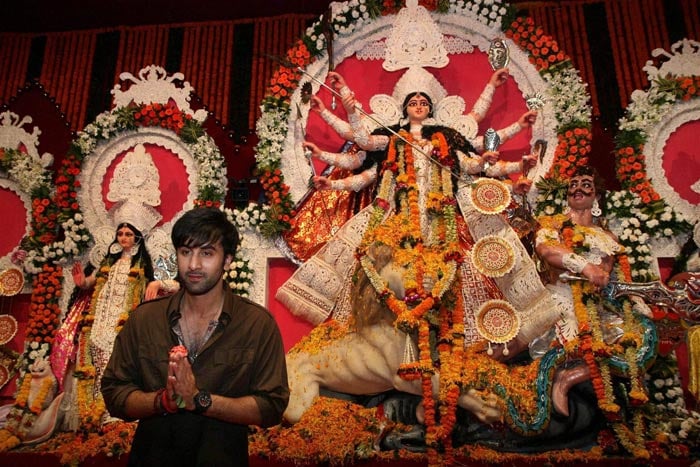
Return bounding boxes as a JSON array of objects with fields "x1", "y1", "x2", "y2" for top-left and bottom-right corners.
[
  {"x1": 278, "y1": 67, "x2": 542, "y2": 329},
  {"x1": 54, "y1": 145, "x2": 178, "y2": 431}
]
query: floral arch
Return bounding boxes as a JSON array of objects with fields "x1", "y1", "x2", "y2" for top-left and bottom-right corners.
[
  {"x1": 0, "y1": 110, "x2": 55, "y2": 294},
  {"x1": 72, "y1": 65, "x2": 227, "y2": 275},
  {"x1": 611, "y1": 38, "x2": 698, "y2": 281}
]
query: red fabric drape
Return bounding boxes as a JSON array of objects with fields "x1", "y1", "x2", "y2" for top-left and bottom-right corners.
[
  {"x1": 0, "y1": 34, "x2": 32, "y2": 102},
  {"x1": 114, "y1": 25, "x2": 170, "y2": 91},
  {"x1": 38, "y1": 32, "x2": 96, "y2": 130}
]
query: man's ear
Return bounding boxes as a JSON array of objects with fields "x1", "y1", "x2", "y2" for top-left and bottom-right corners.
[{"x1": 224, "y1": 254, "x2": 234, "y2": 270}]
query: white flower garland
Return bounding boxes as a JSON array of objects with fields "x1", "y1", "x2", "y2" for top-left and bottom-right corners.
[
  {"x1": 612, "y1": 68, "x2": 697, "y2": 279},
  {"x1": 221, "y1": 203, "x2": 270, "y2": 295},
  {"x1": 544, "y1": 66, "x2": 592, "y2": 127},
  {"x1": 5, "y1": 155, "x2": 50, "y2": 195},
  {"x1": 618, "y1": 86, "x2": 677, "y2": 134}
]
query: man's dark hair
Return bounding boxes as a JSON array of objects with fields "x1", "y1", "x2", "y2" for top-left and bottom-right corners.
[{"x1": 171, "y1": 207, "x2": 239, "y2": 258}]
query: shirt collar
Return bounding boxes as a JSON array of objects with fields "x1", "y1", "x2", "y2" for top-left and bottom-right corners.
[{"x1": 166, "y1": 282, "x2": 234, "y2": 327}]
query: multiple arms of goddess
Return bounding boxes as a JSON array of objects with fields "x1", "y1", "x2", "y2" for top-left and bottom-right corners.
[
  {"x1": 305, "y1": 70, "x2": 537, "y2": 192},
  {"x1": 469, "y1": 69, "x2": 538, "y2": 152}
]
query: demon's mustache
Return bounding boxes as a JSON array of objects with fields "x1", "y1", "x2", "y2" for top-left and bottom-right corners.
[{"x1": 568, "y1": 188, "x2": 594, "y2": 197}]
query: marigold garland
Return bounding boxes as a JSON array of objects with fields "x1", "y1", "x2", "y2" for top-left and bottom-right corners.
[
  {"x1": 561, "y1": 219, "x2": 652, "y2": 456},
  {"x1": 74, "y1": 263, "x2": 147, "y2": 430},
  {"x1": 25, "y1": 264, "x2": 63, "y2": 345},
  {"x1": 28, "y1": 420, "x2": 137, "y2": 465},
  {"x1": 354, "y1": 128, "x2": 465, "y2": 464},
  {"x1": 249, "y1": 397, "x2": 388, "y2": 465},
  {"x1": 506, "y1": 17, "x2": 569, "y2": 71}
]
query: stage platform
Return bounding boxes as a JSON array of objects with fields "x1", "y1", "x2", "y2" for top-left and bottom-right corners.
[{"x1": 0, "y1": 452, "x2": 696, "y2": 467}]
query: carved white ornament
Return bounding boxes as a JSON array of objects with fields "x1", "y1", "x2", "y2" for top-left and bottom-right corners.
[
  {"x1": 78, "y1": 128, "x2": 199, "y2": 267},
  {"x1": 356, "y1": 35, "x2": 474, "y2": 61},
  {"x1": 640, "y1": 39, "x2": 700, "y2": 227},
  {"x1": 382, "y1": 1, "x2": 448, "y2": 71},
  {"x1": 111, "y1": 65, "x2": 208, "y2": 122},
  {"x1": 642, "y1": 39, "x2": 700, "y2": 82},
  {"x1": 0, "y1": 111, "x2": 53, "y2": 168}
]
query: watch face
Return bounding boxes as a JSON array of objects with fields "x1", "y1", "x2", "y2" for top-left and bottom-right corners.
[{"x1": 194, "y1": 390, "x2": 212, "y2": 412}]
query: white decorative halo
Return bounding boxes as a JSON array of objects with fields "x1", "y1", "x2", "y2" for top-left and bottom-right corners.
[
  {"x1": 78, "y1": 128, "x2": 199, "y2": 268},
  {"x1": 643, "y1": 99, "x2": 700, "y2": 226}
]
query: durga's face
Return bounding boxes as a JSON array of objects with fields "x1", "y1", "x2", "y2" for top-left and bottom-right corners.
[{"x1": 405, "y1": 94, "x2": 431, "y2": 122}]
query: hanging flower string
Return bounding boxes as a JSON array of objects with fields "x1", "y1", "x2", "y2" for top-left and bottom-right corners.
[
  {"x1": 354, "y1": 129, "x2": 465, "y2": 463},
  {"x1": 557, "y1": 221, "x2": 650, "y2": 457}
]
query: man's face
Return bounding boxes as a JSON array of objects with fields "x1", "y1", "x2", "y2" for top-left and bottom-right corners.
[
  {"x1": 567, "y1": 174, "x2": 596, "y2": 211},
  {"x1": 176, "y1": 240, "x2": 232, "y2": 295}
]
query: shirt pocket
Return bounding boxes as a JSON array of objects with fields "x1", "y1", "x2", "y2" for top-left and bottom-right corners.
[
  {"x1": 207, "y1": 347, "x2": 256, "y2": 395},
  {"x1": 138, "y1": 343, "x2": 169, "y2": 389}
]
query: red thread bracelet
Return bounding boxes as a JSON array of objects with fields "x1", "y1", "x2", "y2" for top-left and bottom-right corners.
[
  {"x1": 154, "y1": 389, "x2": 165, "y2": 414},
  {"x1": 160, "y1": 389, "x2": 178, "y2": 414}
]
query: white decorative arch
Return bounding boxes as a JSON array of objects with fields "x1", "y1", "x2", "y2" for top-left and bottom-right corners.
[
  {"x1": 0, "y1": 178, "x2": 32, "y2": 274},
  {"x1": 611, "y1": 38, "x2": 699, "y2": 279},
  {"x1": 280, "y1": 6, "x2": 557, "y2": 211},
  {"x1": 644, "y1": 101, "x2": 700, "y2": 226},
  {"x1": 78, "y1": 127, "x2": 200, "y2": 266}
]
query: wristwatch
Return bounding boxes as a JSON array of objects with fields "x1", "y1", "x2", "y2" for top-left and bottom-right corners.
[{"x1": 193, "y1": 389, "x2": 212, "y2": 414}]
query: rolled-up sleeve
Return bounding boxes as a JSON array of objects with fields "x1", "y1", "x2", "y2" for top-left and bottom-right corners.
[{"x1": 250, "y1": 315, "x2": 289, "y2": 427}]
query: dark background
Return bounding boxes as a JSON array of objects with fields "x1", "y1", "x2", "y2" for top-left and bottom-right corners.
[{"x1": 1, "y1": 0, "x2": 335, "y2": 32}]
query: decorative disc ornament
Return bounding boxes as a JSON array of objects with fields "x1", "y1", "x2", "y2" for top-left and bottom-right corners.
[
  {"x1": 476, "y1": 300, "x2": 521, "y2": 356},
  {"x1": 0, "y1": 268, "x2": 25, "y2": 296},
  {"x1": 472, "y1": 235, "x2": 516, "y2": 277},
  {"x1": 0, "y1": 314, "x2": 18, "y2": 345},
  {"x1": 470, "y1": 178, "x2": 511, "y2": 215},
  {"x1": 0, "y1": 364, "x2": 9, "y2": 390}
]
